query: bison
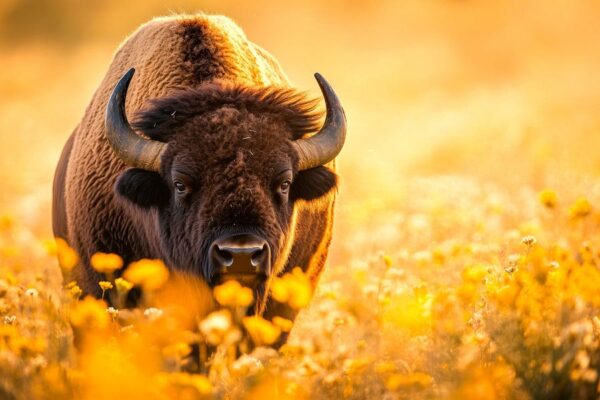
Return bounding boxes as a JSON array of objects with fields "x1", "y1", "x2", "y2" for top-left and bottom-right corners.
[{"x1": 52, "y1": 14, "x2": 346, "y2": 328}]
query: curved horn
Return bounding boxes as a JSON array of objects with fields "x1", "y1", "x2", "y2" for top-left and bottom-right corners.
[
  {"x1": 105, "y1": 68, "x2": 166, "y2": 172},
  {"x1": 293, "y1": 73, "x2": 347, "y2": 171}
]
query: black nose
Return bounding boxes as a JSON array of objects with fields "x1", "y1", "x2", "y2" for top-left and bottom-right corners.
[{"x1": 210, "y1": 234, "x2": 270, "y2": 280}]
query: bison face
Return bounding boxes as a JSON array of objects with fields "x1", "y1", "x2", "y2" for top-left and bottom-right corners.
[
  {"x1": 117, "y1": 112, "x2": 336, "y2": 290},
  {"x1": 106, "y1": 69, "x2": 346, "y2": 305}
]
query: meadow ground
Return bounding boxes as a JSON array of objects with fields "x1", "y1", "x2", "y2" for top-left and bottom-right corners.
[{"x1": 0, "y1": 1, "x2": 600, "y2": 399}]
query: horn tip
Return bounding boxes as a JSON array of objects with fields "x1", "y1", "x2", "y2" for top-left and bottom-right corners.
[
  {"x1": 112, "y1": 68, "x2": 136, "y2": 100},
  {"x1": 314, "y1": 72, "x2": 326, "y2": 85},
  {"x1": 122, "y1": 68, "x2": 136, "y2": 86},
  {"x1": 313, "y1": 73, "x2": 337, "y2": 99}
]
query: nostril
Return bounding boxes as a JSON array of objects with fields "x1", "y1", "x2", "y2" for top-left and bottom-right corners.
[
  {"x1": 214, "y1": 246, "x2": 234, "y2": 267},
  {"x1": 250, "y1": 244, "x2": 267, "y2": 267}
]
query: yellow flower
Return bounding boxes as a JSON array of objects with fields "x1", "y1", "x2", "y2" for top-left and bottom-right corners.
[
  {"x1": 68, "y1": 284, "x2": 83, "y2": 300},
  {"x1": 188, "y1": 374, "x2": 213, "y2": 395},
  {"x1": 272, "y1": 316, "x2": 294, "y2": 332},
  {"x1": 123, "y1": 259, "x2": 169, "y2": 291},
  {"x1": 70, "y1": 296, "x2": 109, "y2": 330},
  {"x1": 162, "y1": 342, "x2": 192, "y2": 359},
  {"x1": 381, "y1": 294, "x2": 430, "y2": 334},
  {"x1": 386, "y1": 372, "x2": 433, "y2": 390},
  {"x1": 492, "y1": 284, "x2": 520, "y2": 308},
  {"x1": 0, "y1": 215, "x2": 14, "y2": 231},
  {"x1": 375, "y1": 361, "x2": 397, "y2": 375},
  {"x1": 114, "y1": 277, "x2": 133, "y2": 294},
  {"x1": 270, "y1": 277, "x2": 289, "y2": 303},
  {"x1": 382, "y1": 254, "x2": 393, "y2": 269},
  {"x1": 270, "y1": 267, "x2": 313, "y2": 309},
  {"x1": 41, "y1": 238, "x2": 58, "y2": 256},
  {"x1": 242, "y1": 316, "x2": 281, "y2": 346},
  {"x1": 158, "y1": 372, "x2": 212, "y2": 395},
  {"x1": 56, "y1": 238, "x2": 79, "y2": 272},
  {"x1": 5, "y1": 272, "x2": 17, "y2": 285},
  {"x1": 538, "y1": 189, "x2": 558, "y2": 208},
  {"x1": 90, "y1": 252, "x2": 124, "y2": 274},
  {"x1": 569, "y1": 197, "x2": 592, "y2": 219},
  {"x1": 213, "y1": 280, "x2": 253, "y2": 307},
  {"x1": 462, "y1": 264, "x2": 488, "y2": 283},
  {"x1": 413, "y1": 285, "x2": 428, "y2": 303},
  {"x1": 99, "y1": 281, "x2": 113, "y2": 299},
  {"x1": 343, "y1": 357, "x2": 372, "y2": 375}
]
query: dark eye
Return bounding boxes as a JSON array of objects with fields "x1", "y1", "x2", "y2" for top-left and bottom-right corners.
[
  {"x1": 279, "y1": 180, "x2": 291, "y2": 194},
  {"x1": 174, "y1": 180, "x2": 187, "y2": 194}
]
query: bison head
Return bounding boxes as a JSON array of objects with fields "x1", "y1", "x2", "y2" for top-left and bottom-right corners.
[{"x1": 105, "y1": 68, "x2": 346, "y2": 308}]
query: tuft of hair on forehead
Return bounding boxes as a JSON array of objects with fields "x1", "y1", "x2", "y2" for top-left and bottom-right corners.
[{"x1": 131, "y1": 82, "x2": 323, "y2": 141}]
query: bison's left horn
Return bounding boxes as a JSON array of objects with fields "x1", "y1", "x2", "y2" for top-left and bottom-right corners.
[
  {"x1": 105, "y1": 68, "x2": 167, "y2": 172},
  {"x1": 293, "y1": 73, "x2": 347, "y2": 171}
]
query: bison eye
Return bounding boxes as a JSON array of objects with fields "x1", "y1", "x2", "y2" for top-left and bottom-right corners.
[
  {"x1": 279, "y1": 180, "x2": 291, "y2": 194},
  {"x1": 174, "y1": 180, "x2": 187, "y2": 194}
]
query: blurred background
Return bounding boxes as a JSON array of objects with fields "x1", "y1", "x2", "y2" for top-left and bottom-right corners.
[{"x1": 2, "y1": 0, "x2": 600, "y2": 264}]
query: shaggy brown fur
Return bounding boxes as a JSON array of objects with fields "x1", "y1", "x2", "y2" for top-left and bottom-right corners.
[
  {"x1": 132, "y1": 84, "x2": 322, "y2": 141},
  {"x1": 52, "y1": 14, "x2": 338, "y2": 337}
]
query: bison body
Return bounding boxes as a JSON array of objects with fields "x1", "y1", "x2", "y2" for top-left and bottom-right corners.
[{"x1": 53, "y1": 14, "x2": 345, "y2": 326}]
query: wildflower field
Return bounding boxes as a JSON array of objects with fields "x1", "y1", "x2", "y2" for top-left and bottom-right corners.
[{"x1": 1, "y1": 1, "x2": 600, "y2": 399}]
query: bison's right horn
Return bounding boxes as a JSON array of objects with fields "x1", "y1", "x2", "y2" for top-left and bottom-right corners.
[{"x1": 105, "y1": 68, "x2": 167, "y2": 172}]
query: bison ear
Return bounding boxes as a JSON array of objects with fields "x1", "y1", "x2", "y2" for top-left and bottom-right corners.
[
  {"x1": 291, "y1": 166, "x2": 338, "y2": 202},
  {"x1": 115, "y1": 169, "x2": 169, "y2": 209}
]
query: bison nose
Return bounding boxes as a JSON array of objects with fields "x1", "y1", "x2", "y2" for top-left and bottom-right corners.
[{"x1": 210, "y1": 234, "x2": 270, "y2": 284}]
